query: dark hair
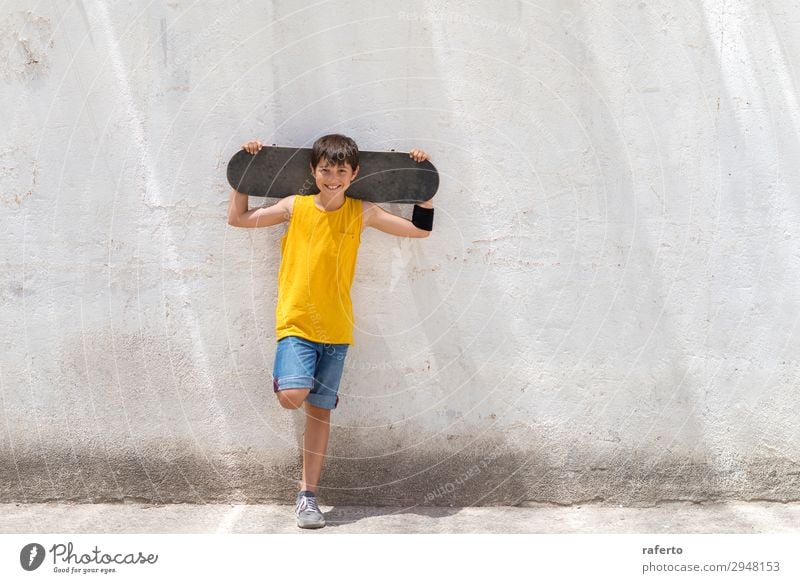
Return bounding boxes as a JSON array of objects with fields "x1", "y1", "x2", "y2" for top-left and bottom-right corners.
[{"x1": 310, "y1": 134, "x2": 359, "y2": 170}]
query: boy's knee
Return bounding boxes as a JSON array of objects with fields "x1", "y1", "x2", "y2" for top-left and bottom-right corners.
[{"x1": 277, "y1": 388, "x2": 309, "y2": 409}]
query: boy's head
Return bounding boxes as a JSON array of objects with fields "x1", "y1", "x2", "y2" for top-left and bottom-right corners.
[{"x1": 310, "y1": 134, "x2": 359, "y2": 172}]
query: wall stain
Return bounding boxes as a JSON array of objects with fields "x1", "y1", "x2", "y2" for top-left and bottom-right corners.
[
  {"x1": 2, "y1": 439, "x2": 798, "y2": 506},
  {"x1": 0, "y1": 11, "x2": 54, "y2": 82}
]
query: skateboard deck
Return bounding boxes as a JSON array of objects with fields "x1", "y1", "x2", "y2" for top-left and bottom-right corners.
[{"x1": 227, "y1": 146, "x2": 439, "y2": 203}]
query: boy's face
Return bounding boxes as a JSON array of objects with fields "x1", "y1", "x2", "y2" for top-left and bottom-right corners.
[{"x1": 310, "y1": 159, "x2": 359, "y2": 196}]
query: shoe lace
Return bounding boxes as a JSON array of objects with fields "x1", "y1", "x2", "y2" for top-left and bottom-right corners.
[{"x1": 298, "y1": 493, "x2": 320, "y2": 514}]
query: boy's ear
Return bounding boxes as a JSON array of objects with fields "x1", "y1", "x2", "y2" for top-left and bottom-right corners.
[{"x1": 351, "y1": 164, "x2": 360, "y2": 179}]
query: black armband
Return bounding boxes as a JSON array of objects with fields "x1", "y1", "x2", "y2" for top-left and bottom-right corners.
[{"x1": 412, "y1": 204, "x2": 434, "y2": 231}]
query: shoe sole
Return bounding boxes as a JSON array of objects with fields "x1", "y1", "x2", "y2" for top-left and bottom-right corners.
[{"x1": 297, "y1": 519, "x2": 326, "y2": 529}]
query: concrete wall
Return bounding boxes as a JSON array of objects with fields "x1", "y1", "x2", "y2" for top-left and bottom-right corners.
[{"x1": 2, "y1": 0, "x2": 799, "y2": 506}]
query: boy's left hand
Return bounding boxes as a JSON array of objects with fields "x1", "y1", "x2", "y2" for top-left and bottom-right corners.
[
  {"x1": 409, "y1": 149, "x2": 434, "y2": 207},
  {"x1": 409, "y1": 149, "x2": 429, "y2": 163}
]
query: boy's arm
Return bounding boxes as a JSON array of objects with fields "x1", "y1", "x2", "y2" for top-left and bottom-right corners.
[
  {"x1": 227, "y1": 139, "x2": 295, "y2": 228},
  {"x1": 362, "y1": 200, "x2": 431, "y2": 238},
  {"x1": 227, "y1": 190, "x2": 295, "y2": 228},
  {"x1": 361, "y1": 148, "x2": 434, "y2": 238}
]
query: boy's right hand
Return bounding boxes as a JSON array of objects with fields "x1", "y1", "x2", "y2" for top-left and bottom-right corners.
[{"x1": 241, "y1": 140, "x2": 263, "y2": 155}]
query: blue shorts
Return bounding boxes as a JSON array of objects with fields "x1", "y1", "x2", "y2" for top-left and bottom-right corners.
[{"x1": 272, "y1": 335, "x2": 349, "y2": 410}]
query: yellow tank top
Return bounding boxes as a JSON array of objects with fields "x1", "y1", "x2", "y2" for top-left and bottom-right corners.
[{"x1": 275, "y1": 194, "x2": 363, "y2": 344}]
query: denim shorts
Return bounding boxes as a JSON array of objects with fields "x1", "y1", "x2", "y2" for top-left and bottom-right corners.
[{"x1": 272, "y1": 335, "x2": 349, "y2": 410}]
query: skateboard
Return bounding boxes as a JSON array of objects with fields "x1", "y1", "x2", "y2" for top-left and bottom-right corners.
[{"x1": 226, "y1": 145, "x2": 439, "y2": 203}]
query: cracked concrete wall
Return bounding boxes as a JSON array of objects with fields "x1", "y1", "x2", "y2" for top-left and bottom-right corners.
[{"x1": 2, "y1": 0, "x2": 799, "y2": 506}]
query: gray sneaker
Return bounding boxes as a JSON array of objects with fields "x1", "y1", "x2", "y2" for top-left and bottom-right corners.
[{"x1": 295, "y1": 490, "x2": 326, "y2": 529}]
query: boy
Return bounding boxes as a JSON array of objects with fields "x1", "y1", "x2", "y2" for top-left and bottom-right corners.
[{"x1": 226, "y1": 134, "x2": 435, "y2": 528}]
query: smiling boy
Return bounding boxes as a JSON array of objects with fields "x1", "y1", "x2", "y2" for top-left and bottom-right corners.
[{"x1": 226, "y1": 134, "x2": 435, "y2": 528}]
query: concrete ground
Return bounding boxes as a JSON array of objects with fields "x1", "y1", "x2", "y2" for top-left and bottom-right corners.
[{"x1": 2, "y1": 501, "x2": 800, "y2": 533}]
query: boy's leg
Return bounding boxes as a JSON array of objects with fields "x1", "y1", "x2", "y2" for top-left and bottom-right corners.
[
  {"x1": 299, "y1": 402, "x2": 331, "y2": 492},
  {"x1": 276, "y1": 388, "x2": 309, "y2": 409},
  {"x1": 272, "y1": 336, "x2": 316, "y2": 409},
  {"x1": 299, "y1": 342, "x2": 348, "y2": 492}
]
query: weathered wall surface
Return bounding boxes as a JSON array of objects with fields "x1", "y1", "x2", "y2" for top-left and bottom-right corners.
[{"x1": 2, "y1": 0, "x2": 799, "y2": 506}]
